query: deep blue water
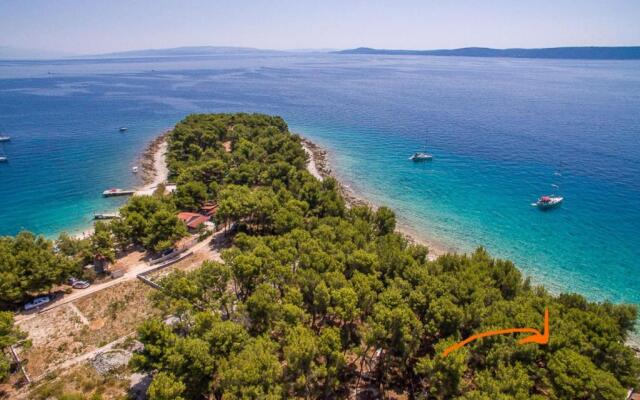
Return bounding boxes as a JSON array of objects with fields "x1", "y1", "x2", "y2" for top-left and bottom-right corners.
[{"x1": 0, "y1": 53, "x2": 639, "y2": 306}]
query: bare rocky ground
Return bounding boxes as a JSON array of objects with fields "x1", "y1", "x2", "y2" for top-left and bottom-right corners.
[
  {"x1": 4, "y1": 280, "x2": 157, "y2": 399},
  {"x1": 5, "y1": 232, "x2": 225, "y2": 399},
  {"x1": 16, "y1": 280, "x2": 157, "y2": 379}
]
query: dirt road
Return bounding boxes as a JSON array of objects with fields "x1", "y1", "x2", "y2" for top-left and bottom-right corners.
[{"x1": 15, "y1": 233, "x2": 218, "y2": 325}]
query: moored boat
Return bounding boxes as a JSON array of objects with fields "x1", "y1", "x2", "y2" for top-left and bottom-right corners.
[
  {"x1": 409, "y1": 130, "x2": 433, "y2": 162},
  {"x1": 533, "y1": 178, "x2": 564, "y2": 210},
  {"x1": 409, "y1": 152, "x2": 433, "y2": 161},
  {"x1": 533, "y1": 195, "x2": 564, "y2": 210}
]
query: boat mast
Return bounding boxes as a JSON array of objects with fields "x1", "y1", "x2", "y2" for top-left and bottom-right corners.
[{"x1": 423, "y1": 129, "x2": 428, "y2": 152}]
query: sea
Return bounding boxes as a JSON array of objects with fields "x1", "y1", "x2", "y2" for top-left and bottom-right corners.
[{"x1": 0, "y1": 52, "x2": 639, "y2": 308}]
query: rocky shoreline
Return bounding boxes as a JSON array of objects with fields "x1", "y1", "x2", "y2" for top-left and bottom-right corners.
[
  {"x1": 301, "y1": 136, "x2": 640, "y2": 351},
  {"x1": 72, "y1": 132, "x2": 170, "y2": 239},
  {"x1": 301, "y1": 137, "x2": 452, "y2": 258},
  {"x1": 137, "y1": 131, "x2": 170, "y2": 186},
  {"x1": 301, "y1": 138, "x2": 372, "y2": 208}
]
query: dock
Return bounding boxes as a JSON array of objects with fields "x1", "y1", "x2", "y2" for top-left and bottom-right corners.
[
  {"x1": 94, "y1": 212, "x2": 120, "y2": 220},
  {"x1": 102, "y1": 188, "x2": 135, "y2": 197}
]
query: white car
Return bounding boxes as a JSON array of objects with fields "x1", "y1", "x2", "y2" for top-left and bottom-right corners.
[
  {"x1": 68, "y1": 277, "x2": 90, "y2": 289},
  {"x1": 24, "y1": 296, "x2": 51, "y2": 311}
]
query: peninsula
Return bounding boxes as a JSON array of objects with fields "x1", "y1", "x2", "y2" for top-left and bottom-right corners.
[{"x1": 1, "y1": 114, "x2": 638, "y2": 399}]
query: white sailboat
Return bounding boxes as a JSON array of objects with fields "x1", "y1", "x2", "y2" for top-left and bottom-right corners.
[{"x1": 409, "y1": 131, "x2": 433, "y2": 161}]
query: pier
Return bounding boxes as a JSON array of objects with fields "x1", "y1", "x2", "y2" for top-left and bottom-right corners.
[
  {"x1": 94, "y1": 212, "x2": 120, "y2": 220},
  {"x1": 102, "y1": 188, "x2": 135, "y2": 197}
]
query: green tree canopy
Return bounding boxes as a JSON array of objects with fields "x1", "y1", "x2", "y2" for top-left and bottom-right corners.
[
  {"x1": 129, "y1": 113, "x2": 640, "y2": 400},
  {"x1": 0, "y1": 231, "x2": 76, "y2": 304}
]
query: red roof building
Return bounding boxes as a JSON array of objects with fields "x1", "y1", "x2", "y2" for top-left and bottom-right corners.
[
  {"x1": 177, "y1": 212, "x2": 210, "y2": 230},
  {"x1": 200, "y1": 202, "x2": 219, "y2": 217}
]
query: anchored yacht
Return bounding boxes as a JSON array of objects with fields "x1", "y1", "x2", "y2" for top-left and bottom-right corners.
[{"x1": 409, "y1": 130, "x2": 433, "y2": 162}]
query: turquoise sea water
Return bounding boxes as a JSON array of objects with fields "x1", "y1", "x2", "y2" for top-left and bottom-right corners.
[{"x1": 0, "y1": 54, "x2": 639, "y2": 307}]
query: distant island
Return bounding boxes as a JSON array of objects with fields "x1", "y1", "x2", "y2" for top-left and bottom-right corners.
[
  {"x1": 0, "y1": 46, "x2": 74, "y2": 60},
  {"x1": 5, "y1": 45, "x2": 639, "y2": 61},
  {"x1": 336, "y1": 46, "x2": 640, "y2": 60},
  {"x1": 0, "y1": 46, "x2": 285, "y2": 60},
  {"x1": 87, "y1": 46, "x2": 284, "y2": 59}
]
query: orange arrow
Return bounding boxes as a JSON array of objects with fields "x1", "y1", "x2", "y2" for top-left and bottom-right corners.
[{"x1": 443, "y1": 307, "x2": 549, "y2": 357}]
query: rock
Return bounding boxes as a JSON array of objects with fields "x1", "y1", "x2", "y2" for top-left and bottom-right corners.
[
  {"x1": 91, "y1": 349, "x2": 132, "y2": 375},
  {"x1": 129, "y1": 372, "x2": 153, "y2": 400}
]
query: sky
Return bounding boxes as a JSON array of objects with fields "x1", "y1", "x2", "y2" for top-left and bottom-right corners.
[{"x1": 1, "y1": 0, "x2": 639, "y2": 54}]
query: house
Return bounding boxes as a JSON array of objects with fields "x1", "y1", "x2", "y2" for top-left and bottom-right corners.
[
  {"x1": 200, "y1": 202, "x2": 218, "y2": 218},
  {"x1": 177, "y1": 212, "x2": 210, "y2": 231}
]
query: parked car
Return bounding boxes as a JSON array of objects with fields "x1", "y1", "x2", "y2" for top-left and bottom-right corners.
[
  {"x1": 68, "y1": 277, "x2": 90, "y2": 289},
  {"x1": 24, "y1": 296, "x2": 51, "y2": 311},
  {"x1": 160, "y1": 248, "x2": 175, "y2": 257}
]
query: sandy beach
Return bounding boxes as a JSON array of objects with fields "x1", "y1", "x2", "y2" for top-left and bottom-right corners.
[
  {"x1": 301, "y1": 138, "x2": 454, "y2": 259},
  {"x1": 302, "y1": 142, "x2": 324, "y2": 181},
  {"x1": 134, "y1": 139, "x2": 169, "y2": 196}
]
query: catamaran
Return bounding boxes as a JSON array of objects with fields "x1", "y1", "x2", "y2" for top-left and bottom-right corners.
[
  {"x1": 409, "y1": 152, "x2": 433, "y2": 161},
  {"x1": 409, "y1": 131, "x2": 433, "y2": 161}
]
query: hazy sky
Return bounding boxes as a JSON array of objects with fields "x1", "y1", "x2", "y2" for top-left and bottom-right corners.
[{"x1": 1, "y1": 0, "x2": 639, "y2": 54}]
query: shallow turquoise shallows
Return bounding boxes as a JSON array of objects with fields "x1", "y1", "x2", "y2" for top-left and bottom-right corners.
[{"x1": 0, "y1": 53, "x2": 639, "y2": 308}]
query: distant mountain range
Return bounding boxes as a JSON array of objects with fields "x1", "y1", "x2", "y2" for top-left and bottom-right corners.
[
  {"x1": 0, "y1": 46, "x2": 75, "y2": 60},
  {"x1": 3, "y1": 45, "x2": 640, "y2": 61},
  {"x1": 0, "y1": 46, "x2": 286, "y2": 60},
  {"x1": 336, "y1": 46, "x2": 640, "y2": 60},
  {"x1": 89, "y1": 46, "x2": 284, "y2": 58}
]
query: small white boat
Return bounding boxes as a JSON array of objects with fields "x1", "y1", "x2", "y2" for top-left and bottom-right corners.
[
  {"x1": 0, "y1": 136, "x2": 10, "y2": 142},
  {"x1": 119, "y1": 127, "x2": 128, "y2": 132},
  {"x1": 533, "y1": 195, "x2": 564, "y2": 210},
  {"x1": 409, "y1": 152, "x2": 433, "y2": 161},
  {"x1": 132, "y1": 166, "x2": 139, "y2": 173},
  {"x1": 0, "y1": 156, "x2": 7, "y2": 163}
]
